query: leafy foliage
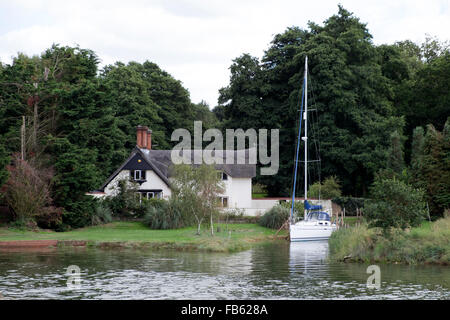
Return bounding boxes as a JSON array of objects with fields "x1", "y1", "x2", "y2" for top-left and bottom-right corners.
[
  {"x1": 278, "y1": 200, "x2": 304, "y2": 220},
  {"x1": 415, "y1": 120, "x2": 450, "y2": 217},
  {"x1": 91, "y1": 202, "x2": 113, "y2": 226},
  {"x1": 218, "y1": 6, "x2": 404, "y2": 197},
  {"x1": 0, "y1": 6, "x2": 449, "y2": 230},
  {"x1": 0, "y1": 44, "x2": 216, "y2": 229},
  {"x1": 0, "y1": 145, "x2": 9, "y2": 187},
  {"x1": 101, "y1": 179, "x2": 141, "y2": 218},
  {"x1": 143, "y1": 198, "x2": 185, "y2": 230},
  {"x1": 258, "y1": 205, "x2": 290, "y2": 229},
  {"x1": 308, "y1": 176, "x2": 342, "y2": 199},
  {"x1": 170, "y1": 164, "x2": 224, "y2": 235},
  {"x1": 364, "y1": 177, "x2": 427, "y2": 231},
  {"x1": 331, "y1": 197, "x2": 366, "y2": 216},
  {"x1": 3, "y1": 154, "x2": 62, "y2": 227}
]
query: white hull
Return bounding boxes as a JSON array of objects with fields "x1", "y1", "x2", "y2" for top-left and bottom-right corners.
[{"x1": 290, "y1": 221, "x2": 336, "y2": 242}]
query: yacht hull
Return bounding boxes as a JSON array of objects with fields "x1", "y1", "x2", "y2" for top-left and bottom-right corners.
[{"x1": 290, "y1": 223, "x2": 336, "y2": 242}]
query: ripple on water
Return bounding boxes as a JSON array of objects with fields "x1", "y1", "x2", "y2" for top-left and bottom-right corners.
[{"x1": 0, "y1": 244, "x2": 448, "y2": 300}]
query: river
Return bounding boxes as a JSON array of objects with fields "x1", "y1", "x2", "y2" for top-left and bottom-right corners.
[{"x1": 0, "y1": 241, "x2": 448, "y2": 299}]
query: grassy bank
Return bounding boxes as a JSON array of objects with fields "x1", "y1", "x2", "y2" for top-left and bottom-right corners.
[
  {"x1": 329, "y1": 216, "x2": 450, "y2": 265},
  {"x1": 0, "y1": 221, "x2": 286, "y2": 253}
]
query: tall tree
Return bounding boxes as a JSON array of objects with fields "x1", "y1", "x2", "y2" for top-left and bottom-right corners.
[
  {"x1": 409, "y1": 126, "x2": 426, "y2": 188},
  {"x1": 386, "y1": 130, "x2": 406, "y2": 175},
  {"x1": 218, "y1": 5, "x2": 404, "y2": 196},
  {"x1": 419, "y1": 120, "x2": 450, "y2": 217},
  {"x1": 0, "y1": 145, "x2": 9, "y2": 188}
]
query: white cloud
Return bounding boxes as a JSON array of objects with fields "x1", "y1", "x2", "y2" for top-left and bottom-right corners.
[{"x1": 1, "y1": 0, "x2": 449, "y2": 107}]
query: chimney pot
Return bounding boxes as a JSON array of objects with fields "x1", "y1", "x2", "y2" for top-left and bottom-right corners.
[
  {"x1": 136, "y1": 126, "x2": 143, "y2": 148},
  {"x1": 136, "y1": 126, "x2": 151, "y2": 149},
  {"x1": 146, "y1": 130, "x2": 152, "y2": 150}
]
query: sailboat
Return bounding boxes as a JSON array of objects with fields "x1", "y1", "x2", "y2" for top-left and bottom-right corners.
[{"x1": 289, "y1": 56, "x2": 337, "y2": 242}]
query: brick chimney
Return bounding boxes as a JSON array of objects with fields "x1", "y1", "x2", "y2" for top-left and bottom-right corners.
[
  {"x1": 146, "y1": 129, "x2": 152, "y2": 150},
  {"x1": 136, "y1": 125, "x2": 149, "y2": 149}
]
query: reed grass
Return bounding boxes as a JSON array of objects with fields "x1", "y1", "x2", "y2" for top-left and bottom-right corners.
[{"x1": 329, "y1": 216, "x2": 450, "y2": 265}]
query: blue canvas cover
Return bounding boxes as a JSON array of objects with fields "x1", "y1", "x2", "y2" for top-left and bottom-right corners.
[{"x1": 304, "y1": 200, "x2": 323, "y2": 211}]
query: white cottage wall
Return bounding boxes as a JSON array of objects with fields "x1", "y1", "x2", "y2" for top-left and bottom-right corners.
[{"x1": 139, "y1": 170, "x2": 172, "y2": 199}]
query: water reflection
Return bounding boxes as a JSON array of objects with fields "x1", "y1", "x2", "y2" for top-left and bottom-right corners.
[
  {"x1": 0, "y1": 243, "x2": 448, "y2": 300},
  {"x1": 289, "y1": 241, "x2": 329, "y2": 274}
]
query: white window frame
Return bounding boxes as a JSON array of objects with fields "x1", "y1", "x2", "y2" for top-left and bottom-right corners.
[{"x1": 134, "y1": 170, "x2": 142, "y2": 180}]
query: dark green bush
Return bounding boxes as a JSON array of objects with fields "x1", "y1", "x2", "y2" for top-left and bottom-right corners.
[
  {"x1": 60, "y1": 197, "x2": 97, "y2": 229},
  {"x1": 308, "y1": 176, "x2": 342, "y2": 199},
  {"x1": 258, "y1": 205, "x2": 290, "y2": 229},
  {"x1": 91, "y1": 202, "x2": 113, "y2": 225},
  {"x1": 101, "y1": 179, "x2": 141, "y2": 218},
  {"x1": 364, "y1": 177, "x2": 427, "y2": 231}
]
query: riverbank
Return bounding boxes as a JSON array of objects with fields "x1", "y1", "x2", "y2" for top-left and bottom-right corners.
[
  {"x1": 0, "y1": 222, "x2": 287, "y2": 253},
  {"x1": 328, "y1": 216, "x2": 450, "y2": 265}
]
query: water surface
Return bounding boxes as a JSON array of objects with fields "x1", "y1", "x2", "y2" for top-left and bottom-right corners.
[{"x1": 0, "y1": 241, "x2": 448, "y2": 299}]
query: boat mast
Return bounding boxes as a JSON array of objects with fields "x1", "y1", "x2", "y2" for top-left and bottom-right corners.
[
  {"x1": 290, "y1": 57, "x2": 307, "y2": 223},
  {"x1": 303, "y1": 56, "x2": 308, "y2": 220}
]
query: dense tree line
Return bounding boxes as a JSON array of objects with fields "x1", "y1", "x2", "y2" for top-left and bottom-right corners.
[
  {"x1": 0, "y1": 45, "x2": 217, "y2": 229},
  {"x1": 215, "y1": 6, "x2": 449, "y2": 217},
  {"x1": 0, "y1": 5, "x2": 449, "y2": 229}
]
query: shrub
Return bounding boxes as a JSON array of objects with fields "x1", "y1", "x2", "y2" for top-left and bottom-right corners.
[
  {"x1": 279, "y1": 200, "x2": 304, "y2": 219},
  {"x1": 2, "y1": 155, "x2": 63, "y2": 229},
  {"x1": 91, "y1": 203, "x2": 113, "y2": 225},
  {"x1": 308, "y1": 176, "x2": 342, "y2": 199},
  {"x1": 3, "y1": 155, "x2": 53, "y2": 223},
  {"x1": 364, "y1": 177, "x2": 427, "y2": 232},
  {"x1": 60, "y1": 197, "x2": 97, "y2": 229},
  {"x1": 102, "y1": 179, "x2": 141, "y2": 218},
  {"x1": 258, "y1": 205, "x2": 290, "y2": 229},
  {"x1": 328, "y1": 223, "x2": 376, "y2": 261},
  {"x1": 35, "y1": 206, "x2": 63, "y2": 229},
  {"x1": 143, "y1": 198, "x2": 187, "y2": 230}
]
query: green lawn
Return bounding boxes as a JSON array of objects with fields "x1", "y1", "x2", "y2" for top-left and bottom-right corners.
[{"x1": 0, "y1": 222, "x2": 286, "y2": 252}]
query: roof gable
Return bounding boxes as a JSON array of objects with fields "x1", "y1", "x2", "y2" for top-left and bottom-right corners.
[{"x1": 98, "y1": 148, "x2": 170, "y2": 191}]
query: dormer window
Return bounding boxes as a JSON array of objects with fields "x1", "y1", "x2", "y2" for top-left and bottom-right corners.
[
  {"x1": 134, "y1": 170, "x2": 142, "y2": 180},
  {"x1": 131, "y1": 170, "x2": 146, "y2": 181}
]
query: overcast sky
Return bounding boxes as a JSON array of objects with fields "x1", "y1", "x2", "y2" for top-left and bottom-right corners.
[{"x1": 1, "y1": 0, "x2": 449, "y2": 107}]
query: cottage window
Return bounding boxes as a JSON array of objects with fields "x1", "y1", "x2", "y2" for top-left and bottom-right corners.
[
  {"x1": 146, "y1": 192, "x2": 155, "y2": 199},
  {"x1": 132, "y1": 170, "x2": 146, "y2": 181},
  {"x1": 134, "y1": 170, "x2": 142, "y2": 180},
  {"x1": 217, "y1": 196, "x2": 228, "y2": 208}
]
